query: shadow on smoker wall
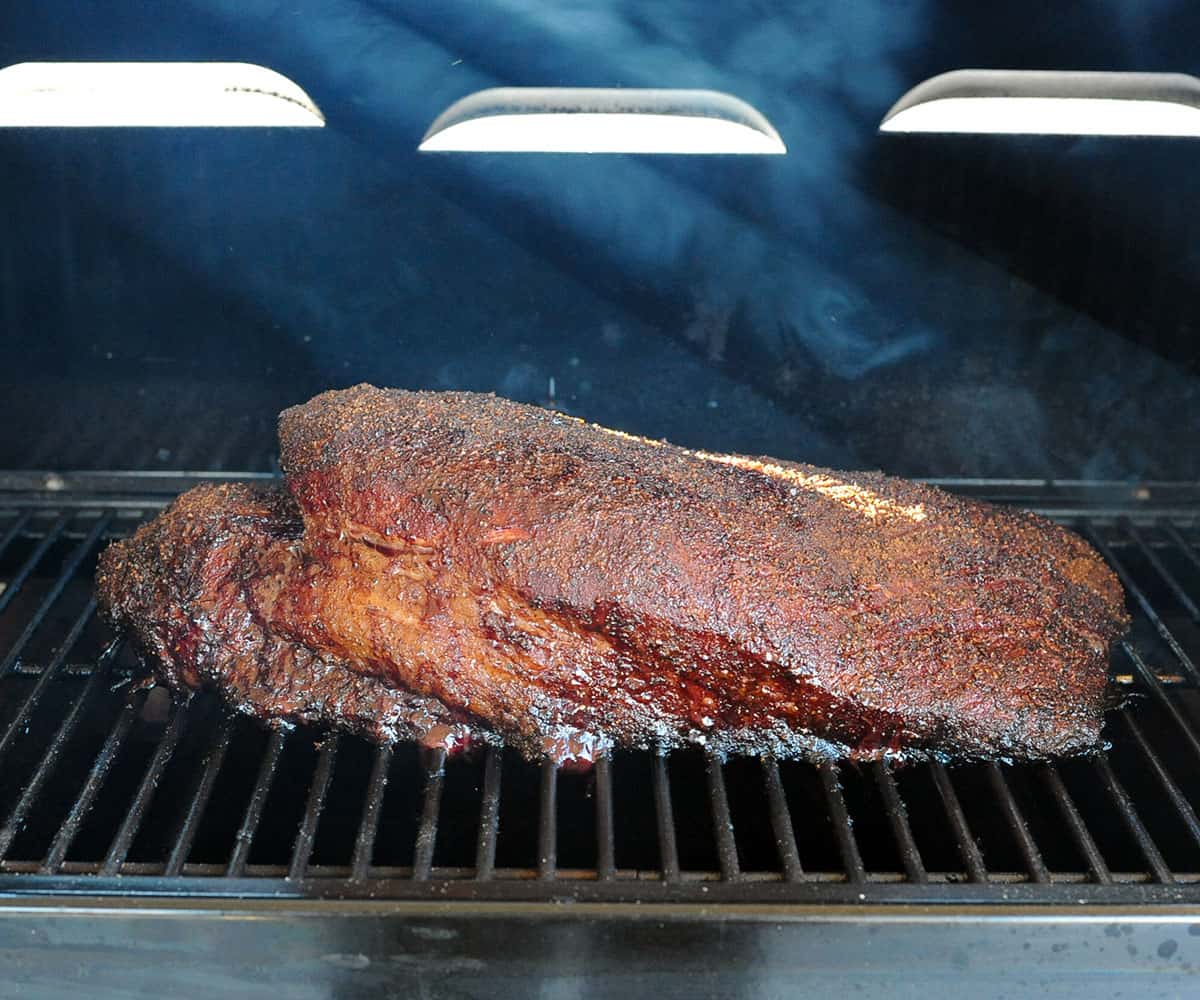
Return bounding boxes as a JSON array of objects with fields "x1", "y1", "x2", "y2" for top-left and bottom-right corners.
[
  {"x1": 0, "y1": 134, "x2": 321, "y2": 471},
  {"x1": 0, "y1": 0, "x2": 1198, "y2": 481}
]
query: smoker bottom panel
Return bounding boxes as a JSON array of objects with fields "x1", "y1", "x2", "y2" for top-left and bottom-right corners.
[{"x1": 3, "y1": 898, "x2": 1199, "y2": 1000}]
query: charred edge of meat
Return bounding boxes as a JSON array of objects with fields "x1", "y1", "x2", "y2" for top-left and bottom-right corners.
[
  {"x1": 95, "y1": 483, "x2": 489, "y2": 754},
  {"x1": 270, "y1": 385, "x2": 1126, "y2": 761}
]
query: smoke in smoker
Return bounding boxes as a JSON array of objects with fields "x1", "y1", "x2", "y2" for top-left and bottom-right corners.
[{"x1": 0, "y1": 0, "x2": 1197, "y2": 479}]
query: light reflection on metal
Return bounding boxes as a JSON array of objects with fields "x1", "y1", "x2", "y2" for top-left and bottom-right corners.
[
  {"x1": 419, "y1": 87, "x2": 785, "y2": 154},
  {"x1": 881, "y1": 70, "x2": 1200, "y2": 137},
  {"x1": 0, "y1": 62, "x2": 324, "y2": 127}
]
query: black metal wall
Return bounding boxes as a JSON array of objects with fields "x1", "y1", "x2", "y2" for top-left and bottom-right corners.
[{"x1": 1, "y1": 1, "x2": 1198, "y2": 478}]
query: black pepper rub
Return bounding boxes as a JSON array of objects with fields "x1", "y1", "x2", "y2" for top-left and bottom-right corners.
[{"x1": 97, "y1": 384, "x2": 1130, "y2": 763}]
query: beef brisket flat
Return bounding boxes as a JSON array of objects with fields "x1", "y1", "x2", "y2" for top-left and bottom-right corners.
[
  {"x1": 97, "y1": 481, "x2": 477, "y2": 750},
  {"x1": 98, "y1": 384, "x2": 1129, "y2": 762}
]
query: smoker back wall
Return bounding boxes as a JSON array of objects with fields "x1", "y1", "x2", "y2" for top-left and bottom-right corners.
[
  {"x1": 3, "y1": 4, "x2": 1200, "y2": 482},
  {"x1": 5, "y1": 132, "x2": 1198, "y2": 482},
  {"x1": 869, "y1": 135, "x2": 1200, "y2": 372}
]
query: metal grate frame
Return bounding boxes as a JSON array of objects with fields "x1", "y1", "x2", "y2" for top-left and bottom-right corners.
[{"x1": 2, "y1": 473, "x2": 1200, "y2": 906}]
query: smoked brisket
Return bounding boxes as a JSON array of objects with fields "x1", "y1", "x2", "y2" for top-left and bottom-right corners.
[{"x1": 97, "y1": 384, "x2": 1129, "y2": 761}]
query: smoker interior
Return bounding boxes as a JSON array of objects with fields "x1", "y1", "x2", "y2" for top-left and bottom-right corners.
[
  {"x1": 2, "y1": 475, "x2": 1199, "y2": 905},
  {"x1": 5, "y1": 4, "x2": 1200, "y2": 994}
]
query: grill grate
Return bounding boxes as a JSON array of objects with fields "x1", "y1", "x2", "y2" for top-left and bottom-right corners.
[{"x1": 2, "y1": 474, "x2": 1200, "y2": 903}]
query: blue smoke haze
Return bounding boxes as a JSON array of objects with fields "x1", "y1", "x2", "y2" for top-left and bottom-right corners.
[{"x1": 0, "y1": 0, "x2": 1197, "y2": 478}]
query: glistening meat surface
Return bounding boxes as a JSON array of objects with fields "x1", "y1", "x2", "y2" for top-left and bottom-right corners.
[
  {"x1": 98, "y1": 384, "x2": 1129, "y2": 762},
  {"x1": 96, "y1": 482, "x2": 478, "y2": 750}
]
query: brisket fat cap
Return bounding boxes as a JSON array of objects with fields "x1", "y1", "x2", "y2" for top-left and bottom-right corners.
[{"x1": 272, "y1": 384, "x2": 1127, "y2": 760}]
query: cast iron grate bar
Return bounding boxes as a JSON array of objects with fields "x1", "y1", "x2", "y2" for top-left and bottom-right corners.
[
  {"x1": 473, "y1": 747, "x2": 502, "y2": 880},
  {"x1": 1161, "y1": 520, "x2": 1200, "y2": 576},
  {"x1": 0, "y1": 511, "x2": 70, "y2": 620},
  {"x1": 0, "y1": 601, "x2": 100, "y2": 762},
  {"x1": 872, "y1": 762, "x2": 927, "y2": 883},
  {"x1": 3, "y1": 483, "x2": 1200, "y2": 899},
  {"x1": 1120, "y1": 710, "x2": 1200, "y2": 851},
  {"x1": 350, "y1": 744, "x2": 392, "y2": 880},
  {"x1": 930, "y1": 763, "x2": 988, "y2": 882},
  {"x1": 40, "y1": 687, "x2": 146, "y2": 874},
  {"x1": 1084, "y1": 521, "x2": 1198, "y2": 682},
  {"x1": 287, "y1": 738, "x2": 338, "y2": 881},
  {"x1": 1093, "y1": 756, "x2": 1173, "y2": 883},
  {"x1": 0, "y1": 510, "x2": 32, "y2": 562},
  {"x1": 986, "y1": 763, "x2": 1050, "y2": 883},
  {"x1": 537, "y1": 759, "x2": 558, "y2": 880},
  {"x1": 412, "y1": 748, "x2": 447, "y2": 881},
  {"x1": 1121, "y1": 520, "x2": 1200, "y2": 622},
  {"x1": 101, "y1": 696, "x2": 192, "y2": 876},
  {"x1": 5, "y1": 513, "x2": 105, "y2": 616},
  {"x1": 0, "y1": 647, "x2": 113, "y2": 861},
  {"x1": 1041, "y1": 765, "x2": 1112, "y2": 884},
  {"x1": 1119, "y1": 642, "x2": 1200, "y2": 768},
  {"x1": 652, "y1": 754, "x2": 680, "y2": 882},
  {"x1": 0, "y1": 513, "x2": 112, "y2": 680},
  {"x1": 762, "y1": 758, "x2": 802, "y2": 881},
  {"x1": 164, "y1": 716, "x2": 235, "y2": 877},
  {"x1": 593, "y1": 754, "x2": 616, "y2": 881},
  {"x1": 226, "y1": 730, "x2": 287, "y2": 877},
  {"x1": 818, "y1": 762, "x2": 866, "y2": 883},
  {"x1": 705, "y1": 753, "x2": 741, "y2": 880}
]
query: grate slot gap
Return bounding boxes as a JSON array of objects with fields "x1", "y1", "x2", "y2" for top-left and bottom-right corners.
[
  {"x1": 0, "y1": 513, "x2": 112, "y2": 680},
  {"x1": 349, "y1": 744, "x2": 392, "y2": 881},
  {"x1": 1040, "y1": 765, "x2": 1112, "y2": 884},
  {"x1": 287, "y1": 738, "x2": 338, "y2": 881},
  {"x1": 0, "y1": 649, "x2": 113, "y2": 861},
  {"x1": 986, "y1": 763, "x2": 1050, "y2": 883},
  {"x1": 0, "y1": 511, "x2": 70, "y2": 621},
  {"x1": 930, "y1": 763, "x2": 988, "y2": 883},
  {"x1": 537, "y1": 759, "x2": 558, "y2": 880},
  {"x1": 0, "y1": 604, "x2": 103, "y2": 762},
  {"x1": 101, "y1": 694, "x2": 192, "y2": 875},
  {"x1": 652, "y1": 754, "x2": 680, "y2": 882},
  {"x1": 872, "y1": 762, "x2": 927, "y2": 883},
  {"x1": 163, "y1": 716, "x2": 235, "y2": 877},
  {"x1": 412, "y1": 748, "x2": 447, "y2": 881},
  {"x1": 1161, "y1": 519, "x2": 1200, "y2": 578},
  {"x1": 1084, "y1": 521, "x2": 1198, "y2": 682},
  {"x1": 818, "y1": 762, "x2": 865, "y2": 883},
  {"x1": 1121, "y1": 710, "x2": 1200, "y2": 850},
  {"x1": 1093, "y1": 755, "x2": 1173, "y2": 884},
  {"x1": 40, "y1": 687, "x2": 145, "y2": 874},
  {"x1": 1122, "y1": 520, "x2": 1200, "y2": 622},
  {"x1": 474, "y1": 747, "x2": 502, "y2": 880},
  {"x1": 225, "y1": 730, "x2": 287, "y2": 877},
  {"x1": 594, "y1": 754, "x2": 616, "y2": 881},
  {"x1": 762, "y1": 757, "x2": 803, "y2": 881}
]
